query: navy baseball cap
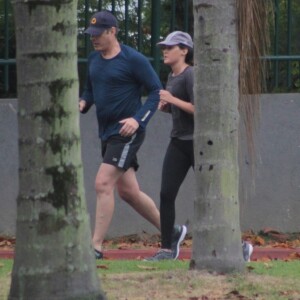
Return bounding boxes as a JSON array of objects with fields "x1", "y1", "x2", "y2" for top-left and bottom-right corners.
[
  {"x1": 84, "y1": 10, "x2": 118, "y2": 36},
  {"x1": 157, "y1": 31, "x2": 193, "y2": 49}
]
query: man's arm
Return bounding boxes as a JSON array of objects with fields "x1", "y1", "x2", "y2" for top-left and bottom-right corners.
[
  {"x1": 79, "y1": 57, "x2": 94, "y2": 114},
  {"x1": 131, "y1": 53, "x2": 162, "y2": 129}
]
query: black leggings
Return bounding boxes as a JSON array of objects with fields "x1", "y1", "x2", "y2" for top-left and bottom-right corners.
[{"x1": 160, "y1": 138, "x2": 194, "y2": 249}]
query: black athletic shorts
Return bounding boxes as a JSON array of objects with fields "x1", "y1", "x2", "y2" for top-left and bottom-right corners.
[{"x1": 101, "y1": 131, "x2": 145, "y2": 171}]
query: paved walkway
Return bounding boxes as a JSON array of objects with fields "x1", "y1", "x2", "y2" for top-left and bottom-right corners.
[{"x1": 1, "y1": 247, "x2": 300, "y2": 261}]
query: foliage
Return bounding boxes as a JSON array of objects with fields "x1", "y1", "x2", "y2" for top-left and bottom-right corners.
[
  {"x1": 0, "y1": 1, "x2": 15, "y2": 58},
  {"x1": 267, "y1": 0, "x2": 300, "y2": 91},
  {"x1": 237, "y1": 0, "x2": 273, "y2": 165},
  {"x1": 0, "y1": 0, "x2": 16, "y2": 97},
  {"x1": 76, "y1": 0, "x2": 193, "y2": 90},
  {"x1": 1, "y1": 0, "x2": 299, "y2": 97}
]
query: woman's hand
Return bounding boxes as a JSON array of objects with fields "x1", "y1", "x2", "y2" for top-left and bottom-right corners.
[{"x1": 159, "y1": 90, "x2": 174, "y2": 104}]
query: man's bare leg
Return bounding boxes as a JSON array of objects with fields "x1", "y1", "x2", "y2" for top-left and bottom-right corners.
[
  {"x1": 93, "y1": 163, "x2": 124, "y2": 252},
  {"x1": 117, "y1": 168, "x2": 161, "y2": 230}
]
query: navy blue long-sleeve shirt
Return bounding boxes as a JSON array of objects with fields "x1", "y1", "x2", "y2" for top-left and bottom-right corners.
[{"x1": 81, "y1": 44, "x2": 162, "y2": 141}]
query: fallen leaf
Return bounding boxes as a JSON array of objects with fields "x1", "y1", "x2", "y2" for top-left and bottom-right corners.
[
  {"x1": 291, "y1": 239, "x2": 300, "y2": 247},
  {"x1": 183, "y1": 239, "x2": 193, "y2": 247},
  {"x1": 257, "y1": 256, "x2": 272, "y2": 262},
  {"x1": 246, "y1": 265, "x2": 255, "y2": 271},
  {"x1": 117, "y1": 243, "x2": 130, "y2": 250},
  {"x1": 225, "y1": 289, "x2": 251, "y2": 299},
  {"x1": 284, "y1": 258, "x2": 293, "y2": 262},
  {"x1": 287, "y1": 252, "x2": 300, "y2": 260},
  {"x1": 262, "y1": 227, "x2": 281, "y2": 234},
  {"x1": 253, "y1": 236, "x2": 265, "y2": 246},
  {"x1": 268, "y1": 233, "x2": 289, "y2": 242},
  {"x1": 137, "y1": 265, "x2": 158, "y2": 271},
  {"x1": 263, "y1": 262, "x2": 273, "y2": 269},
  {"x1": 97, "y1": 265, "x2": 109, "y2": 269},
  {"x1": 272, "y1": 242, "x2": 292, "y2": 249}
]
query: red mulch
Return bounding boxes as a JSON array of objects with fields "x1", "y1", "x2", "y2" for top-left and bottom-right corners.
[{"x1": 1, "y1": 228, "x2": 300, "y2": 261}]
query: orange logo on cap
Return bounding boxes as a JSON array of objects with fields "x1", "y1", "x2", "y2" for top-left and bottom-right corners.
[{"x1": 91, "y1": 17, "x2": 96, "y2": 24}]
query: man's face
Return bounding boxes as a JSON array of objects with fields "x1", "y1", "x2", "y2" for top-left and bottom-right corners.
[{"x1": 90, "y1": 28, "x2": 114, "y2": 51}]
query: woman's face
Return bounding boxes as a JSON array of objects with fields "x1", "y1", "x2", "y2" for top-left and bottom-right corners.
[{"x1": 161, "y1": 45, "x2": 187, "y2": 65}]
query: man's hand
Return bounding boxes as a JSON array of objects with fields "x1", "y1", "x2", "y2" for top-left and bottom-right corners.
[
  {"x1": 79, "y1": 99, "x2": 87, "y2": 112},
  {"x1": 119, "y1": 118, "x2": 139, "y2": 137}
]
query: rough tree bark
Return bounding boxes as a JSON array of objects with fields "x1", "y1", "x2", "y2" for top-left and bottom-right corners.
[
  {"x1": 191, "y1": 0, "x2": 244, "y2": 273},
  {"x1": 9, "y1": 0, "x2": 105, "y2": 298}
]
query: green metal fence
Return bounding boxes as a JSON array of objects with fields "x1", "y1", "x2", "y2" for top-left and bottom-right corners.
[
  {"x1": 269, "y1": 0, "x2": 300, "y2": 89},
  {"x1": 1, "y1": 0, "x2": 300, "y2": 97}
]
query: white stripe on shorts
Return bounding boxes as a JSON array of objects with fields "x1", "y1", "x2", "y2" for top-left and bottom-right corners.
[{"x1": 118, "y1": 133, "x2": 137, "y2": 168}]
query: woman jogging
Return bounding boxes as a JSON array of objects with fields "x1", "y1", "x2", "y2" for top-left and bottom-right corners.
[
  {"x1": 145, "y1": 31, "x2": 253, "y2": 262},
  {"x1": 145, "y1": 31, "x2": 194, "y2": 260}
]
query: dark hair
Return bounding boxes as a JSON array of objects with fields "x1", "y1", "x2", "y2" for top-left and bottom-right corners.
[{"x1": 178, "y1": 44, "x2": 193, "y2": 65}]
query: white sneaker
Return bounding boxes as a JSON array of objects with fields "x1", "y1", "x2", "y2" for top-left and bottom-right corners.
[
  {"x1": 171, "y1": 225, "x2": 187, "y2": 259},
  {"x1": 242, "y1": 241, "x2": 253, "y2": 262}
]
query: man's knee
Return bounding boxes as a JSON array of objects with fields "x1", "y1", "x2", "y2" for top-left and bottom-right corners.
[
  {"x1": 95, "y1": 177, "x2": 114, "y2": 195},
  {"x1": 118, "y1": 185, "x2": 131, "y2": 200},
  {"x1": 118, "y1": 185, "x2": 138, "y2": 202}
]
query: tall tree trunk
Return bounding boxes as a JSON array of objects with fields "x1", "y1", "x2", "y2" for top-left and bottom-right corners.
[
  {"x1": 9, "y1": 1, "x2": 105, "y2": 299},
  {"x1": 191, "y1": 0, "x2": 244, "y2": 273}
]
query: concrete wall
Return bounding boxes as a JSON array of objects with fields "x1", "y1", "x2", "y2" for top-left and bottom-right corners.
[
  {"x1": 239, "y1": 94, "x2": 300, "y2": 233},
  {"x1": 0, "y1": 100, "x2": 18, "y2": 236},
  {"x1": 0, "y1": 94, "x2": 299, "y2": 237}
]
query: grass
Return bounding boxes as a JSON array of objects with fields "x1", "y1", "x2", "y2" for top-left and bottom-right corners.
[
  {"x1": 248, "y1": 260, "x2": 300, "y2": 278},
  {"x1": 96, "y1": 259, "x2": 188, "y2": 274},
  {"x1": 1, "y1": 259, "x2": 300, "y2": 299},
  {"x1": 0, "y1": 259, "x2": 13, "y2": 277}
]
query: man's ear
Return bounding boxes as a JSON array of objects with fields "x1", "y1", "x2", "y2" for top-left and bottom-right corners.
[{"x1": 111, "y1": 27, "x2": 118, "y2": 35}]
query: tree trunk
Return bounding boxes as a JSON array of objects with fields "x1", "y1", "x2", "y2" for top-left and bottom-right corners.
[
  {"x1": 9, "y1": 1, "x2": 105, "y2": 299},
  {"x1": 191, "y1": 0, "x2": 244, "y2": 273}
]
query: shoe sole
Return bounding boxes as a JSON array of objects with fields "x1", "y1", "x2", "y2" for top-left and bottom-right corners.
[
  {"x1": 246, "y1": 244, "x2": 254, "y2": 262},
  {"x1": 173, "y1": 225, "x2": 187, "y2": 260}
]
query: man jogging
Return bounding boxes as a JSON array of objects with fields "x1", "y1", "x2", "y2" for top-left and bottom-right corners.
[{"x1": 80, "y1": 10, "x2": 186, "y2": 259}]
